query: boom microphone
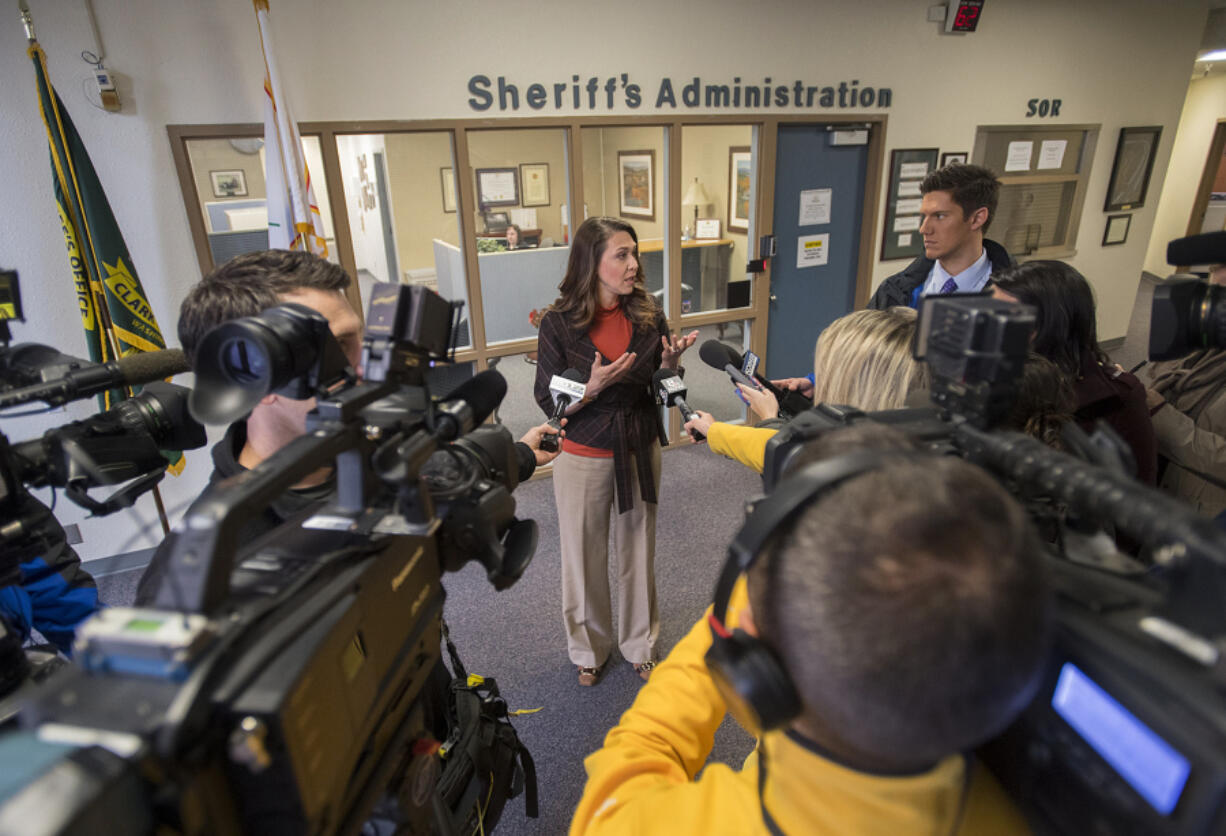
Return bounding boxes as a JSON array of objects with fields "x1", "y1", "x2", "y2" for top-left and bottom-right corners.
[
  {"x1": 652, "y1": 368, "x2": 704, "y2": 441},
  {"x1": 541, "y1": 369, "x2": 586, "y2": 453},
  {"x1": 1167, "y1": 230, "x2": 1226, "y2": 267},
  {"x1": 698, "y1": 340, "x2": 812, "y2": 418},
  {"x1": 0, "y1": 349, "x2": 189, "y2": 409}
]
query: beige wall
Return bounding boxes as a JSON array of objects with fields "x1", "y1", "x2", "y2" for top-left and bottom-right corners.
[
  {"x1": 186, "y1": 139, "x2": 267, "y2": 216},
  {"x1": 1145, "y1": 72, "x2": 1226, "y2": 276},
  {"x1": 468, "y1": 127, "x2": 568, "y2": 246},
  {"x1": 383, "y1": 132, "x2": 459, "y2": 273}
]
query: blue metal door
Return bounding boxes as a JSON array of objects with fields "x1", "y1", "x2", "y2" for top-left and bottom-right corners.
[{"x1": 765, "y1": 125, "x2": 870, "y2": 377}]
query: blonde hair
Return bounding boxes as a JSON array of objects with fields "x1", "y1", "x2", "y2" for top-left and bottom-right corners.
[{"x1": 811, "y1": 308, "x2": 928, "y2": 411}]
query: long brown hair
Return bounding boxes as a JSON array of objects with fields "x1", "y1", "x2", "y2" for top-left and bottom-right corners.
[{"x1": 549, "y1": 216, "x2": 659, "y2": 332}]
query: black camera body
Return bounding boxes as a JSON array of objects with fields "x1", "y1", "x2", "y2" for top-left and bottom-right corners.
[
  {"x1": 2, "y1": 282, "x2": 536, "y2": 834},
  {"x1": 760, "y1": 294, "x2": 1226, "y2": 834}
]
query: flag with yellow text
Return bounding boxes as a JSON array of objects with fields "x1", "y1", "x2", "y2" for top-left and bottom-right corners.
[
  {"x1": 29, "y1": 42, "x2": 184, "y2": 474},
  {"x1": 255, "y1": 0, "x2": 327, "y2": 255}
]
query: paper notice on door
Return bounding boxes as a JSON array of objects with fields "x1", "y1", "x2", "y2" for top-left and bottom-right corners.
[
  {"x1": 1037, "y1": 139, "x2": 1067, "y2": 170},
  {"x1": 899, "y1": 162, "x2": 929, "y2": 179},
  {"x1": 1005, "y1": 141, "x2": 1034, "y2": 172},
  {"x1": 898, "y1": 233, "x2": 913, "y2": 247},
  {"x1": 897, "y1": 181, "x2": 922, "y2": 197},
  {"x1": 798, "y1": 188, "x2": 832, "y2": 226},
  {"x1": 893, "y1": 215, "x2": 921, "y2": 233},
  {"x1": 895, "y1": 198, "x2": 922, "y2": 215},
  {"x1": 797, "y1": 233, "x2": 830, "y2": 269}
]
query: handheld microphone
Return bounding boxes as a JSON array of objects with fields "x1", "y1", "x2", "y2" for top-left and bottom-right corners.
[
  {"x1": 541, "y1": 369, "x2": 586, "y2": 453},
  {"x1": 652, "y1": 368, "x2": 704, "y2": 441},
  {"x1": 698, "y1": 340, "x2": 812, "y2": 418},
  {"x1": 0, "y1": 349, "x2": 190, "y2": 409}
]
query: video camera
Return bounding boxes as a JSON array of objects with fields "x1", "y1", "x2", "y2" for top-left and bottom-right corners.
[
  {"x1": 761, "y1": 289, "x2": 1226, "y2": 834},
  {"x1": 1150, "y1": 230, "x2": 1226, "y2": 360},
  {"x1": 2, "y1": 282, "x2": 539, "y2": 834}
]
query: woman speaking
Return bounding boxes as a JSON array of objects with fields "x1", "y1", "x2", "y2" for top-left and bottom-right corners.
[{"x1": 534, "y1": 217, "x2": 696, "y2": 687}]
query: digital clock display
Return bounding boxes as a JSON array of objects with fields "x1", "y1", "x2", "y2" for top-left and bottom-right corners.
[{"x1": 948, "y1": 0, "x2": 983, "y2": 32}]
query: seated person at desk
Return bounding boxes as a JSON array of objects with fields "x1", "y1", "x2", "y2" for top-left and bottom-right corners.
[{"x1": 506, "y1": 224, "x2": 533, "y2": 250}]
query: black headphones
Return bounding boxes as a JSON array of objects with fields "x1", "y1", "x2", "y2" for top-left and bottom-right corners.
[{"x1": 704, "y1": 450, "x2": 924, "y2": 733}]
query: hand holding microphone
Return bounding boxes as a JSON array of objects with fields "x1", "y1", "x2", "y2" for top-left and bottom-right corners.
[
  {"x1": 541, "y1": 369, "x2": 586, "y2": 453},
  {"x1": 652, "y1": 368, "x2": 704, "y2": 441},
  {"x1": 697, "y1": 340, "x2": 813, "y2": 418}
]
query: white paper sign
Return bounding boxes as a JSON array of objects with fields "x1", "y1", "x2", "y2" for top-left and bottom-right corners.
[
  {"x1": 796, "y1": 233, "x2": 830, "y2": 268},
  {"x1": 895, "y1": 198, "x2": 922, "y2": 215},
  {"x1": 899, "y1": 162, "x2": 929, "y2": 179},
  {"x1": 897, "y1": 181, "x2": 922, "y2": 197},
  {"x1": 898, "y1": 233, "x2": 913, "y2": 247},
  {"x1": 893, "y1": 215, "x2": 921, "y2": 233},
  {"x1": 798, "y1": 188, "x2": 832, "y2": 226},
  {"x1": 1037, "y1": 139, "x2": 1067, "y2": 170},
  {"x1": 1005, "y1": 141, "x2": 1034, "y2": 172}
]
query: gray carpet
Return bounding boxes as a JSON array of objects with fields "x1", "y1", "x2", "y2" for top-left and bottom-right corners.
[{"x1": 97, "y1": 442, "x2": 761, "y2": 835}]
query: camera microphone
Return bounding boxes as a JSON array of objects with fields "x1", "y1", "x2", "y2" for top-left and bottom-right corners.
[
  {"x1": 0, "y1": 349, "x2": 189, "y2": 409},
  {"x1": 698, "y1": 340, "x2": 812, "y2": 418},
  {"x1": 652, "y1": 368, "x2": 704, "y2": 441},
  {"x1": 1166, "y1": 230, "x2": 1226, "y2": 267},
  {"x1": 432, "y1": 369, "x2": 507, "y2": 441},
  {"x1": 541, "y1": 369, "x2": 586, "y2": 453}
]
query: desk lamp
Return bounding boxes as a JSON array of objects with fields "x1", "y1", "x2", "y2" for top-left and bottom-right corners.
[{"x1": 682, "y1": 178, "x2": 711, "y2": 240}]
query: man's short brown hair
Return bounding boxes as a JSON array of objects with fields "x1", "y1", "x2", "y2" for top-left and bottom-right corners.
[
  {"x1": 748, "y1": 426, "x2": 1050, "y2": 767},
  {"x1": 177, "y1": 249, "x2": 350, "y2": 366},
  {"x1": 921, "y1": 163, "x2": 1001, "y2": 232}
]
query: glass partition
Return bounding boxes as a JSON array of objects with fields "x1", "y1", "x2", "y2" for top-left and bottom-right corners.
[
  {"x1": 467, "y1": 128, "x2": 570, "y2": 346},
  {"x1": 678, "y1": 125, "x2": 754, "y2": 315},
  {"x1": 184, "y1": 135, "x2": 337, "y2": 266},
  {"x1": 580, "y1": 125, "x2": 671, "y2": 314},
  {"x1": 336, "y1": 131, "x2": 472, "y2": 350}
]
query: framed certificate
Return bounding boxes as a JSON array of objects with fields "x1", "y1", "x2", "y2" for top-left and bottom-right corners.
[
  {"x1": 519, "y1": 163, "x2": 550, "y2": 207},
  {"x1": 476, "y1": 167, "x2": 519, "y2": 208},
  {"x1": 695, "y1": 218, "x2": 722, "y2": 239}
]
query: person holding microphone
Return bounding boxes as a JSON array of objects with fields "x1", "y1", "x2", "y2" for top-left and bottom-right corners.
[{"x1": 534, "y1": 217, "x2": 696, "y2": 687}]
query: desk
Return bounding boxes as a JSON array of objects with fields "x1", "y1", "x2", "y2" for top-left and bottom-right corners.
[
  {"x1": 638, "y1": 238, "x2": 734, "y2": 313},
  {"x1": 476, "y1": 228, "x2": 542, "y2": 247}
]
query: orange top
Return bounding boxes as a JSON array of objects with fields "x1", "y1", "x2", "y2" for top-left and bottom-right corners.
[{"x1": 564, "y1": 304, "x2": 633, "y2": 459}]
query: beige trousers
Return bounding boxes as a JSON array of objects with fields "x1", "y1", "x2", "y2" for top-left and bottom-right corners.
[{"x1": 552, "y1": 445, "x2": 661, "y2": 668}]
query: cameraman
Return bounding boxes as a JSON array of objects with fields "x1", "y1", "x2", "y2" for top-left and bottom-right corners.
[
  {"x1": 571, "y1": 426, "x2": 1049, "y2": 835},
  {"x1": 136, "y1": 250, "x2": 561, "y2": 605}
]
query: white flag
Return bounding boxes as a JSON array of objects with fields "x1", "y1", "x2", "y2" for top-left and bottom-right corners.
[{"x1": 254, "y1": 0, "x2": 326, "y2": 255}]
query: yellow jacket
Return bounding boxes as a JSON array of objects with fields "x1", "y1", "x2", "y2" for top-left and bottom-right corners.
[
  {"x1": 571, "y1": 581, "x2": 1029, "y2": 836},
  {"x1": 706, "y1": 423, "x2": 778, "y2": 473}
]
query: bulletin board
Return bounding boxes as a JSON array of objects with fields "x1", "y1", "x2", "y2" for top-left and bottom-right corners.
[{"x1": 880, "y1": 148, "x2": 938, "y2": 261}]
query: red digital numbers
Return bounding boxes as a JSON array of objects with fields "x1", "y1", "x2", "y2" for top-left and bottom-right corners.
[{"x1": 953, "y1": 2, "x2": 981, "y2": 30}]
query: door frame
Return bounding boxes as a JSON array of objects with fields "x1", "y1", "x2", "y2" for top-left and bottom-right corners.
[{"x1": 1184, "y1": 118, "x2": 1226, "y2": 246}]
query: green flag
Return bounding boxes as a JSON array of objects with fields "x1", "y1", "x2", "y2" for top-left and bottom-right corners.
[{"x1": 29, "y1": 42, "x2": 184, "y2": 475}]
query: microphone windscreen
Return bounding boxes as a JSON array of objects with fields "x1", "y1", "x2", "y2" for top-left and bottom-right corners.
[
  {"x1": 699, "y1": 339, "x2": 740, "y2": 371},
  {"x1": 118, "y1": 349, "x2": 189, "y2": 384},
  {"x1": 1167, "y1": 231, "x2": 1226, "y2": 267},
  {"x1": 448, "y1": 368, "x2": 507, "y2": 426},
  {"x1": 561, "y1": 368, "x2": 585, "y2": 383}
]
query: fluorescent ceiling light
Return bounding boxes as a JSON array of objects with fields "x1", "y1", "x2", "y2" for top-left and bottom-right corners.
[{"x1": 1197, "y1": 48, "x2": 1226, "y2": 62}]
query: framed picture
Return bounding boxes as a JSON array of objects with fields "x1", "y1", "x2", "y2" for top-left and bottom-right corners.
[
  {"x1": 881, "y1": 148, "x2": 939, "y2": 261},
  {"x1": 520, "y1": 162, "x2": 550, "y2": 207},
  {"x1": 476, "y1": 167, "x2": 519, "y2": 208},
  {"x1": 1104, "y1": 126, "x2": 1162, "y2": 212},
  {"x1": 728, "y1": 147, "x2": 752, "y2": 232},
  {"x1": 940, "y1": 152, "x2": 967, "y2": 167},
  {"x1": 440, "y1": 167, "x2": 456, "y2": 213},
  {"x1": 210, "y1": 169, "x2": 248, "y2": 198},
  {"x1": 618, "y1": 150, "x2": 655, "y2": 221},
  {"x1": 695, "y1": 218, "x2": 722, "y2": 240},
  {"x1": 1102, "y1": 213, "x2": 1131, "y2": 246}
]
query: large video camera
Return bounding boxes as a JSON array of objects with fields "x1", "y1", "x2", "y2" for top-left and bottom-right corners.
[
  {"x1": 1150, "y1": 229, "x2": 1226, "y2": 360},
  {"x1": 2, "y1": 282, "x2": 539, "y2": 834},
  {"x1": 762, "y1": 292, "x2": 1226, "y2": 834}
]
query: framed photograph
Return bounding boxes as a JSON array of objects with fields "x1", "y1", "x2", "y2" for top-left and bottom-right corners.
[
  {"x1": 440, "y1": 167, "x2": 456, "y2": 213},
  {"x1": 618, "y1": 150, "x2": 655, "y2": 221},
  {"x1": 1102, "y1": 213, "x2": 1131, "y2": 246},
  {"x1": 519, "y1": 163, "x2": 550, "y2": 207},
  {"x1": 695, "y1": 218, "x2": 722, "y2": 240},
  {"x1": 940, "y1": 152, "x2": 968, "y2": 167},
  {"x1": 728, "y1": 147, "x2": 752, "y2": 232},
  {"x1": 210, "y1": 169, "x2": 248, "y2": 198},
  {"x1": 881, "y1": 148, "x2": 939, "y2": 261},
  {"x1": 476, "y1": 167, "x2": 519, "y2": 208},
  {"x1": 1105, "y1": 126, "x2": 1162, "y2": 212}
]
